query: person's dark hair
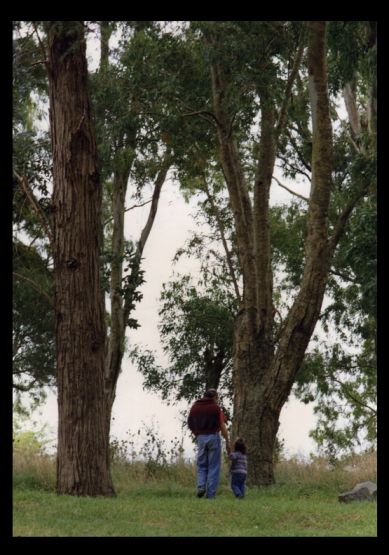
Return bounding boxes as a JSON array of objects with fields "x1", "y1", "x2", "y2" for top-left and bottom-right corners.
[
  {"x1": 204, "y1": 388, "x2": 218, "y2": 399},
  {"x1": 234, "y1": 438, "x2": 246, "y2": 454}
]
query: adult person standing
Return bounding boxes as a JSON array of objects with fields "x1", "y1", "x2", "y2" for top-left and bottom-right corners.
[{"x1": 188, "y1": 389, "x2": 231, "y2": 499}]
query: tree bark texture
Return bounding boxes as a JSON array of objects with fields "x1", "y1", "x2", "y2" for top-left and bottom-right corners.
[{"x1": 47, "y1": 21, "x2": 114, "y2": 496}]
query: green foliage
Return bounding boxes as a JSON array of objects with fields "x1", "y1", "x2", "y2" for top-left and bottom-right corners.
[
  {"x1": 101, "y1": 241, "x2": 145, "y2": 329},
  {"x1": 132, "y1": 273, "x2": 236, "y2": 409},
  {"x1": 271, "y1": 200, "x2": 307, "y2": 288},
  {"x1": 13, "y1": 26, "x2": 52, "y2": 241},
  {"x1": 13, "y1": 241, "x2": 55, "y2": 408},
  {"x1": 295, "y1": 338, "x2": 376, "y2": 458},
  {"x1": 336, "y1": 199, "x2": 376, "y2": 317},
  {"x1": 271, "y1": 19, "x2": 376, "y2": 455},
  {"x1": 13, "y1": 25, "x2": 55, "y2": 409},
  {"x1": 292, "y1": 204, "x2": 377, "y2": 456},
  {"x1": 291, "y1": 198, "x2": 376, "y2": 455},
  {"x1": 91, "y1": 22, "x2": 184, "y2": 338},
  {"x1": 131, "y1": 169, "x2": 240, "y2": 412},
  {"x1": 191, "y1": 21, "x2": 305, "y2": 123},
  {"x1": 327, "y1": 21, "x2": 375, "y2": 93},
  {"x1": 13, "y1": 24, "x2": 48, "y2": 131},
  {"x1": 13, "y1": 415, "x2": 56, "y2": 491},
  {"x1": 13, "y1": 421, "x2": 53, "y2": 456},
  {"x1": 303, "y1": 195, "x2": 376, "y2": 456}
]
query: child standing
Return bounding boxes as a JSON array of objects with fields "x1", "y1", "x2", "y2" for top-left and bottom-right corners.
[{"x1": 228, "y1": 438, "x2": 247, "y2": 498}]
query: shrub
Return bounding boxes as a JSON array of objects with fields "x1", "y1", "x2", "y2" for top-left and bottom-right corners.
[{"x1": 13, "y1": 428, "x2": 56, "y2": 491}]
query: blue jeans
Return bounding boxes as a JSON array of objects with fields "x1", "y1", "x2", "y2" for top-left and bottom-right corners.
[
  {"x1": 231, "y1": 472, "x2": 246, "y2": 498},
  {"x1": 196, "y1": 434, "x2": 221, "y2": 498}
]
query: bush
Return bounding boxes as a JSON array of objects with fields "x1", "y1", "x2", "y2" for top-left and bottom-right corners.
[
  {"x1": 110, "y1": 420, "x2": 186, "y2": 477},
  {"x1": 274, "y1": 448, "x2": 377, "y2": 494},
  {"x1": 13, "y1": 429, "x2": 56, "y2": 491},
  {"x1": 109, "y1": 421, "x2": 195, "y2": 490},
  {"x1": 13, "y1": 415, "x2": 56, "y2": 491}
]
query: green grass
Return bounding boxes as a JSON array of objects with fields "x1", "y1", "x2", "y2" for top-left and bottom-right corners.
[
  {"x1": 13, "y1": 449, "x2": 377, "y2": 537},
  {"x1": 13, "y1": 480, "x2": 377, "y2": 537}
]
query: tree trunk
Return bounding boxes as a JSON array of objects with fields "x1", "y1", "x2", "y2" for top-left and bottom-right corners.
[
  {"x1": 104, "y1": 167, "x2": 129, "y2": 419},
  {"x1": 231, "y1": 308, "x2": 277, "y2": 484},
  {"x1": 104, "y1": 153, "x2": 171, "y2": 431},
  {"x1": 47, "y1": 21, "x2": 114, "y2": 496},
  {"x1": 98, "y1": 20, "x2": 171, "y2": 449},
  {"x1": 366, "y1": 22, "x2": 377, "y2": 147},
  {"x1": 229, "y1": 22, "x2": 333, "y2": 485}
]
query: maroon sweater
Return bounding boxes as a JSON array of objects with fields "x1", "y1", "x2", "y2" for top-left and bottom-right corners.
[{"x1": 187, "y1": 398, "x2": 224, "y2": 436}]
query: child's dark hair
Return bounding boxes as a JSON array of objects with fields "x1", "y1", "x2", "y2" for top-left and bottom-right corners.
[{"x1": 234, "y1": 437, "x2": 246, "y2": 454}]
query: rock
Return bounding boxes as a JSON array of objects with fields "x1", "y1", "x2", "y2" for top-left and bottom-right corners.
[{"x1": 338, "y1": 481, "x2": 377, "y2": 503}]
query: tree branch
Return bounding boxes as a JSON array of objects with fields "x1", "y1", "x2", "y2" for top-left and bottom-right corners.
[
  {"x1": 123, "y1": 154, "x2": 171, "y2": 327},
  {"x1": 272, "y1": 175, "x2": 309, "y2": 202},
  {"x1": 209, "y1": 57, "x2": 256, "y2": 304},
  {"x1": 329, "y1": 268, "x2": 357, "y2": 284},
  {"x1": 174, "y1": 95, "x2": 220, "y2": 128},
  {"x1": 276, "y1": 157, "x2": 312, "y2": 183},
  {"x1": 202, "y1": 175, "x2": 241, "y2": 303},
  {"x1": 328, "y1": 184, "x2": 370, "y2": 258},
  {"x1": 267, "y1": 21, "x2": 334, "y2": 405},
  {"x1": 30, "y1": 60, "x2": 48, "y2": 67},
  {"x1": 276, "y1": 27, "x2": 306, "y2": 136},
  {"x1": 13, "y1": 271, "x2": 54, "y2": 308},
  {"x1": 31, "y1": 21, "x2": 48, "y2": 65},
  {"x1": 326, "y1": 372, "x2": 376, "y2": 415},
  {"x1": 13, "y1": 170, "x2": 53, "y2": 246},
  {"x1": 126, "y1": 199, "x2": 153, "y2": 212},
  {"x1": 103, "y1": 199, "x2": 153, "y2": 227},
  {"x1": 347, "y1": 133, "x2": 362, "y2": 155},
  {"x1": 227, "y1": 110, "x2": 239, "y2": 139},
  {"x1": 136, "y1": 154, "x2": 171, "y2": 257},
  {"x1": 285, "y1": 129, "x2": 312, "y2": 173},
  {"x1": 343, "y1": 82, "x2": 362, "y2": 141},
  {"x1": 13, "y1": 379, "x2": 40, "y2": 392},
  {"x1": 181, "y1": 109, "x2": 220, "y2": 129}
]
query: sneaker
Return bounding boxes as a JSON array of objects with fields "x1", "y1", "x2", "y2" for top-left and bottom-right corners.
[{"x1": 197, "y1": 487, "x2": 206, "y2": 498}]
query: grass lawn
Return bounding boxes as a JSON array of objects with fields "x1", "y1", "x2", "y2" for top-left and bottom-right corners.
[{"x1": 13, "y1": 481, "x2": 377, "y2": 537}]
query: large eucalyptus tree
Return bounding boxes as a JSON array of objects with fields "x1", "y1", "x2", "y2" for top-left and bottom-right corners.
[
  {"x1": 13, "y1": 20, "x2": 209, "y2": 495},
  {"x1": 183, "y1": 21, "x2": 375, "y2": 484},
  {"x1": 45, "y1": 21, "x2": 114, "y2": 495}
]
